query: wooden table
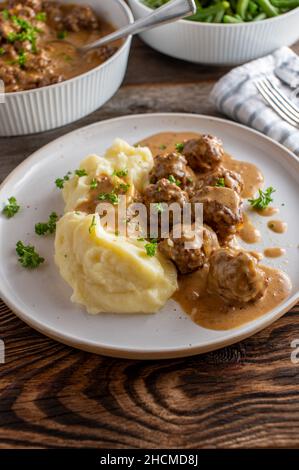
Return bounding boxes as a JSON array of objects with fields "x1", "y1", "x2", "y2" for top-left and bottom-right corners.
[{"x1": 1, "y1": 38, "x2": 299, "y2": 449}]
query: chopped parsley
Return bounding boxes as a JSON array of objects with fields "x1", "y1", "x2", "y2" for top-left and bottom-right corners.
[
  {"x1": 57, "y1": 30, "x2": 67, "y2": 40},
  {"x1": 90, "y1": 178, "x2": 98, "y2": 190},
  {"x1": 35, "y1": 11, "x2": 47, "y2": 22},
  {"x1": 16, "y1": 241, "x2": 44, "y2": 269},
  {"x1": 145, "y1": 239, "x2": 158, "y2": 257},
  {"x1": 18, "y1": 51, "x2": 26, "y2": 68},
  {"x1": 8, "y1": 16, "x2": 39, "y2": 53},
  {"x1": 168, "y1": 174, "x2": 181, "y2": 186},
  {"x1": 154, "y1": 202, "x2": 165, "y2": 213},
  {"x1": 35, "y1": 212, "x2": 58, "y2": 236},
  {"x1": 248, "y1": 187, "x2": 276, "y2": 210},
  {"x1": 98, "y1": 192, "x2": 119, "y2": 205},
  {"x1": 117, "y1": 182, "x2": 130, "y2": 193},
  {"x1": 2, "y1": 197, "x2": 20, "y2": 218},
  {"x1": 159, "y1": 144, "x2": 166, "y2": 150},
  {"x1": 2, "y1": 9, "x2": 9, "y2": 20},
  {"x1": 55, "y1": 171, "x2": 72, "y2": 189},
  {"x1": 75, "y1": 169, "x2": 87, "y2": 177},
  {"x1": 0, "y1": 47, "x2": 5, "y2": 56},
  {"x1": 89, "y1": 215, "x2": 96, "y2": 234},
  {"x1": 113, "y1": 168, "x2": 128, "y2": 177},
  {"x1": 175, "y1": 142, "x2": 184, "y2": 152},
  {"x1": 215, "y1": 177, "x2": 225, "y2": 187}
]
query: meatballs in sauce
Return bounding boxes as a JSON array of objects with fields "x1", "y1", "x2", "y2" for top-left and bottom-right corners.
[{"x1": 137, "y1": 131, "x2": 291, "y2": 330}]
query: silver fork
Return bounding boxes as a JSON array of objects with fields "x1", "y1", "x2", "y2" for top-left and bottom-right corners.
[{"x1": 255, "y1": 78, "x2": 299, "y2": 128}]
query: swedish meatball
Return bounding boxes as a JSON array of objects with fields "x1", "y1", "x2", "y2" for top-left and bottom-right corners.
[
  {"x1": 198, "y1": 166, "x2": 244, "y2": 195},
  {"x1": 191, "y1": 186, "x2": 243, "y2": 242},
  {"x1": 183, "y1": 135, "x2": 224, "y2": 173},
  {"x1": 149, "y1": 153, "x2": 196, "y2": 191},
  {"x1": 159, "y1": 224, "x2": 219, "y2": 274},
  {"x1": 207, "y1": 248, "x2": 268, "y2": 303},
  {"x1": 143, "y1": 178, "x2": 189, "y2": 208}
]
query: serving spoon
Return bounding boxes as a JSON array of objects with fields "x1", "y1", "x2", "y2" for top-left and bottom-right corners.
[{"x1": 50, "y1": 0, "x2": 196, "y2": 54}]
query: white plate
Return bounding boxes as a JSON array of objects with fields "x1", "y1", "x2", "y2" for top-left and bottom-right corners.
[{"x1": 0, "y1": 114, "x2": 298, "y2": 359}]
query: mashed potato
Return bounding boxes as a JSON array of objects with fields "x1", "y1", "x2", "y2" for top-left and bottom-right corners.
[
  {"x1": 55, "y1": 212, "x2": 177, "y2": 314},
  {"x1": 62, "y1": 139, "x2": 153, "y2": 213}
]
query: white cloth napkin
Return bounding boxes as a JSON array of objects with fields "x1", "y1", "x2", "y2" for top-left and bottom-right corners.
[{"x1": 210, "y1": 47, "x2": 299, "y2": 157}]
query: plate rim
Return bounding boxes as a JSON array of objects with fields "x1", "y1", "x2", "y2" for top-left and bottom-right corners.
[{"x1": 1, "y1": 112, "x2": 299, "y2": 359}]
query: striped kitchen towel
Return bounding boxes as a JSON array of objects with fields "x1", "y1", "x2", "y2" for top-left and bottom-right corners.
[{"x1": 210, "y1": 47, "x2": 299, "y2": 157}]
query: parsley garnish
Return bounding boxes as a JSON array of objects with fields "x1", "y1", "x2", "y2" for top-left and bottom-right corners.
[
  {"x1": 90, "y1": 178, "x2": 98, "y2": 190},
  {"x1": 35, "y1": 11, "x2": 47, "y2": 22},
  {"x1": 175, "y1": 142, "x2": 184, "y2": 152},
  {"x1": 57, "y1": 30, "x2": 67, "y2": 40},
  {"x1": 145, "y1": 239, "x2": 158, "y2": 257},
  {"x1": 98, "y1": 192, "x2": 119, "y2": 205},
  {"x1": 0, "y1": 47, "x2": 5, "y2": 56},
  {"x1": 2, "y1": 9, "x2": 9, "y2": 20},
  {"x1": 35, "y1": 212, "x2": 58, "y2": 236},
  {"x1": 55, "y1": 171, "x2": 72, "y2": 189},
  {"x1": 2, "y1": 197, "x2": 20, "y2": 218},
  {"x1": 75, "y1": 169, "x2": 87, "y2": 177},
  {"x1": 18, "y1": 51, "x2": 26, "y2": 68},
  {"x1": 216, "y1": 177, "x2": 225, "y2": 187},
  {"x1": 89, "y1": 215, "x2": 96, "y2": 234},
  {"x1": 118, "y1": 183, "x2": 130, "y2": 193},
  {"x1": 168, "y1": 174, "x2": 181, "y2": 186},
  {"x1": 159, "y1": 144, "x2": 166, "y2": 150},
  {"x1": 248, "y1": 187, "x2": 276, "y2": 210},
  {"x1": 16, "y1": 241, "x2": 44, "y2": 269},
  {"x1": 154, "y1": 202, "x2": 164, "y2": 213},
  {"x1": 8, "y1": 16, "x2": 39, "y2": 52},
  {"x1": 113, "y1": 168, "x2": 128, "y2": 177}
]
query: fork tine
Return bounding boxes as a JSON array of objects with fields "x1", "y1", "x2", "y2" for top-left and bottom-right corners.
[
  {"x1": 256, "y1": 81, "x2": 299, "y2": 128},
  {"x1": 262, "y1": 78, "x2": 299, "y2": 121},
  {"x1": 255, "y1": 81, "x2": 298, "y2": 127}
]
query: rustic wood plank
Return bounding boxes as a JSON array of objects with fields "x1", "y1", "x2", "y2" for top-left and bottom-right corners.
[{"x1": 0, "y1": 36, "x2": 299, "y2": 449}]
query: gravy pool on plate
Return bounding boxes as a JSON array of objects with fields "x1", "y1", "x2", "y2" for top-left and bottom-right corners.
[{"x1": 0, "y1": 0, "x2": 121, "y2": 92}]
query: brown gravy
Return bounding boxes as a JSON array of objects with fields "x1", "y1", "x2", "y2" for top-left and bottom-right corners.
[
  {"x1": 264, "y1": 247, "x2": 286, "y2": 258},
  {"x1": 254, "y1": 206, "x2": 279, "y2": 217},
  {"x1": 141, "y1": 131, "x2": 291, "y2": 330},
  {"x1": 173, "y1": 266, "x2": 291, "y2": 331},
  {"x1": 238, "y1": 213, "x2": 261, "y2": 244},
  {"x1": 267, "y1": 220, "x2": 288, "y2": 234}
]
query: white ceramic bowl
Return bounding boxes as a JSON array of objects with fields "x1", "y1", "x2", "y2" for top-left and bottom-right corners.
[
  {"x1": 0, "y1": 0, "x2": 133, "y2": 136},
  {"x1": 128, "y1": 0, "x2": 299, "y2": 65}
]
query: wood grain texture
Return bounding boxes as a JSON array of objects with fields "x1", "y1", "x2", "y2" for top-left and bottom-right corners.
[{"x1": 0, "y1": 37, "x2": 299, "y2": 449}]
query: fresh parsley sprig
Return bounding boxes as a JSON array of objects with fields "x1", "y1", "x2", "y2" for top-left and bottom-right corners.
[
  {"x1": 55, "y1": 171, "x2": 72, "y2": 189},
  {"x1": 248, "y1": 187, "x2": 276, "y2": 210},
  {"x1": 35, "y1": 212, "x2": 58, "y2": 236},
  {"x1": 216, "y1": 177, "x2": 225, "y2": 187},
  {"x1": 112, "y1": 168, "x2": 128, "y2": 177},
  {"x1": 145, "y1": 239, "x2": 158, "y2": 257},
  {"x1": 16, "y1": 241, "x2": 44, "y2": 269},
  {"x1": 175, "y1": 142, "x2": 184, "y2": 152},
  {"x1": 168, "y1": 175, "x2": 181, "y2": 187},
  {"x1": 2, "y1": 196, "x2": 20, "y2": 218}
]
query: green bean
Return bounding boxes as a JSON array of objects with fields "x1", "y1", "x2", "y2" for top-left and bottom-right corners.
[
  {"x1": 246, "y1": 11, "x2": 253, "y2": 18},
  {"x1": 252, "y1": 11, "x2": 267, "y2": 18},
  {"x1": 237, "y1": 0, "x2": 250, "y2": 18},
  {"x1": 213, "y1": 8, "x2": 225, "y2": 21},
  {"x1": 223, "y1": 14, "x2": 244, "y2": 21},
  {"x1": 248, "y1": 0, "x2": 259, "y2": 14},
  {"x1": 188, "y1": 2, "x2": 230, "y2": 20},
  {"x1": 256, "y1": 0, "x2": 279, "y2": 16},
  {"x1": 204, "y1": 15, "x2": 214, "y2": 21},
  {"x1": 270, "y1": 0, "x2": 299, "y2": 7}
]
